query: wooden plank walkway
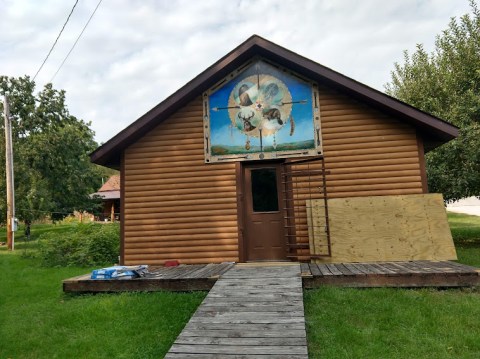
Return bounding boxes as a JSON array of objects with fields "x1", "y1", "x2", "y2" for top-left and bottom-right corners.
[
  {"x1": 63, "y1": 263, "x2": 235, "y2": 293},
  {"x1": 165, "y1": 263, "x2": 308, "y2": 359},
  {"x1": 301, "y1": 261, "x2": 480, "y2": 288}
]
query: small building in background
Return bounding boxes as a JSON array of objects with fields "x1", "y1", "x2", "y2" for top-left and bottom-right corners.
[{"x1": 91, "y1": 175, "x2": 120, "y2": 222}]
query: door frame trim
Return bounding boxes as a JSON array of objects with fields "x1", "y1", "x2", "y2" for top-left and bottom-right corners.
[
  {"x1": 236, "y1": 160, "x2": 285, "y2": 262},
  {"x1": 235, "y1": 162, "x2": 246, "y2": 262}
]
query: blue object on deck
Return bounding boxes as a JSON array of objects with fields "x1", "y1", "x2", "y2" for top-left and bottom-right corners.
[{"x1": 91, "y1": 265, "x2": 148, "y2": 280}]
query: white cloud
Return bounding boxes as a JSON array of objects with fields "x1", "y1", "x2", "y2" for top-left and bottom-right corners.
[{"x1": 0, "y1": 0, "x2": 473, "y2": 144}]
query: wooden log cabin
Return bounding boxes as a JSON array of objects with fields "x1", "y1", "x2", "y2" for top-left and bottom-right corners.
[{"x1": 91, "y1": 35, "x2": 459, "y2": 265}]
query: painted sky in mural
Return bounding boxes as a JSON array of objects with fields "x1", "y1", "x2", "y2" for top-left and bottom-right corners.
[{"x1": 207, "y1": 61, "x2": 317, "y2": 160}]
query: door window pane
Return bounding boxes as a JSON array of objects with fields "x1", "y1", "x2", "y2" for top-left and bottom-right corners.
[{"x1": 251, "y1": 168, "x2": 279, "y2": 212}]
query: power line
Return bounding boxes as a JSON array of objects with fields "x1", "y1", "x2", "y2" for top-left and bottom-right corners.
[
  {"x1": 50, "y1": 0, "x2": 103, "y2": 82},
  {"x1": 33, "y1": 0, "x2": 79, "y2": 81}
]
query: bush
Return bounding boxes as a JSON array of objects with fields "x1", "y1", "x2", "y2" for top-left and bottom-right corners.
[{"x1": 38, "y1": 223, "x2": 120, "y2": 267}]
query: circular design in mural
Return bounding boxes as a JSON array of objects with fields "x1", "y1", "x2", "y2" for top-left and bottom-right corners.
[{"x1": 228, "y1": 74, "x2": 292, "y2": 138}]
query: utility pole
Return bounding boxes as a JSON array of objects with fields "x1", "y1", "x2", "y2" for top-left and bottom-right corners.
[{"x1": 4, "y1": 95, "x2": 15, "y2": 250}]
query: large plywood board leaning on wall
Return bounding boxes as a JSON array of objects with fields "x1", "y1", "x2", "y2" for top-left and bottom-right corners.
[{"x1": 308, "y1": 193, "x2": 457, "y2": 263}]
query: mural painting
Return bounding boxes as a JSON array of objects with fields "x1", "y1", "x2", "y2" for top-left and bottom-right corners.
[{"x1": 204, "y1": 59, "x2": 322, "y2": 162}]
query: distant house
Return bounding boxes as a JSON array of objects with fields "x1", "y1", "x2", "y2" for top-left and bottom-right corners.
[
  {"x1": 91, "y1": 35, "x2": 458, "y2": 266},
  {"x1": 91, "y1": 175, "x2": 120, "y2": 222}
]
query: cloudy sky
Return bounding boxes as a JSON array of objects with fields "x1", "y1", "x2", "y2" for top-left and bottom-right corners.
[{"x1": 0, "y1": 0, "x2": 473, "y2": 144}]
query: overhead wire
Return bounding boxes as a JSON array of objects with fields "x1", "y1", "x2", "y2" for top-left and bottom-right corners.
[
  {"x1": 50, "y1": 0, "x2": 103, "y2": 82},
  {"x1": 24, "y1": 1, "x2": 106, "y2": 220},
  {"x1": 33, "y1": 0, "x2": 79, "y2": 81}
]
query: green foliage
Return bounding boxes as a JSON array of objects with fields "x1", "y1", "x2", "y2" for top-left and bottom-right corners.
[
  {"x1": 385, "y1": 1, "x2": 480, "y2": 201},
  {"x1": 38, "y1": 222, "x2": 120, "y2": 267},
  {"x1": 0, "y1": 76, "x2": 105, "y2": 222}
]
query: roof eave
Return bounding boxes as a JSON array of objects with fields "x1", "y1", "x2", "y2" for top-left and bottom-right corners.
[
  {"x1": 248, "y1": 37, "x2": 459, "y2": 140},
  {"x1": 90, "y1": 35, "x2": 458, "y2": 168},
  {"x1": 90, "y1": 38, "x2": 263, "y2": 168}
]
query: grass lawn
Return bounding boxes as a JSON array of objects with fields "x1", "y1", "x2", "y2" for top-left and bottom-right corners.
[
  {"x1": 304, "y1": 286, "x2": 480, "y2": 358},
  {"x1": 1, "y1": 213, "x2": 479, "y2": 358},
  {"x1": 0, "y1": 224, "x2": 206, "y2": 359},
  {"x1": 447, "y1": 212, "x2": 480, "y2": 267}
]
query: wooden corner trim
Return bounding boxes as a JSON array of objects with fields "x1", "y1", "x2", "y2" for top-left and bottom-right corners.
[
  {"x1": 120, "y1": 152, "x2": 126, "y2": 265},
  {"x1": 416, "y1": 132, "x2": 428, "y2": 193},
  {"x1": 235, "y1": 162, "x2": 245, "y2": 262}
]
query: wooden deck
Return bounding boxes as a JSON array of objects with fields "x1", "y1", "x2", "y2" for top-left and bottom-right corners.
[
  {"x1": 302, "y1": 260, "x2": 480, "y2": 288},
  {"x1": 165, "y1": 263, "x2": 308, "y2": 358},
  {"x1": 62, "y1": 260, "x2": 480, "y2": 293},
  {"x1": 63, "y1": 263, "x2": 234, "y2": 293}
]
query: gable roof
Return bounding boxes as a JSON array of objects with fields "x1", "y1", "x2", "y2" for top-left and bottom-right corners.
[
  {"x1": 91, "y1": 35, "x2": 458, "y2": 169},
  {"x1": 98, "y1": 175, "x2": 120, "y2": 192},
  {"x1": 90, "y1": 175, "x2": 120, "y2": 200}
]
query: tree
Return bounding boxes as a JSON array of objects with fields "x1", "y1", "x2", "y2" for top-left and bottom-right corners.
[
  {"x1": 0, "y1": 76, "x2": 105, "y2": 222},
  {"x1": 385, "y1": 1, "x2": 480, "y2": 202}
]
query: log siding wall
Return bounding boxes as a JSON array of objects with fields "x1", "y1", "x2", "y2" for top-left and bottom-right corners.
[
  {"x1": 123, "y1": 99, "x2": 238, "y2": 265},
  {"x1": 122, "y1": 85, "x2": 424, "y2": 265},
  {"x1": 284, "y1": 87, "x2": 424, "y2": 260},
  {"x1": 319, "y1": 86, "x2": 423, "y2": 198}
]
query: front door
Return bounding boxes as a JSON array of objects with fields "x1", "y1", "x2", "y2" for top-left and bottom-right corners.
[{"x1": 242, "y1": 163, "x2": 286, "y2": 261}]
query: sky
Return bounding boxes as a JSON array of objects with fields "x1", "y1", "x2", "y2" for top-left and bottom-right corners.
[{"x1": 0, "y1": 0, "x2": 473, "y2": 144}]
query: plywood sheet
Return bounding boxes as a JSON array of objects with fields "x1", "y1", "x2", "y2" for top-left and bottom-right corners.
[{"x1": 310, "y1": 194, "x2": 456, "y2": 263}]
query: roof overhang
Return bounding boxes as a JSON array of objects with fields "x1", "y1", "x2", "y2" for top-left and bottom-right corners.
[
  {"x1": 91, "y1": 35, "x2": 458, "y2": 169},
  {"x1": 90, "y1": 190, "x2": 120, "y2": 200}
]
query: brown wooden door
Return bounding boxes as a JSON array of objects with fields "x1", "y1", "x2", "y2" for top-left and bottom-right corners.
[{"x1": 242, "y1": 163, "x2": 286, "y2": 261}]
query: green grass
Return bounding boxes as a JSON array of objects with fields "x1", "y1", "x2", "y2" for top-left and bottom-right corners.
[
  {"x1": 0, "y1": 223, "x2": 206, "y2": 358},
  {"x1": 448, "y1": 212, "x2": 480, "y2": 267},
  {"x1": 0, "y1": 222, "x2": 74, "y2": 245},
  {"x1": 304, "y1": 286, "x2": 480, "y2": 359},
  {"x1": 304, "y1": 212, "x2": 480, "y2": 359}
]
